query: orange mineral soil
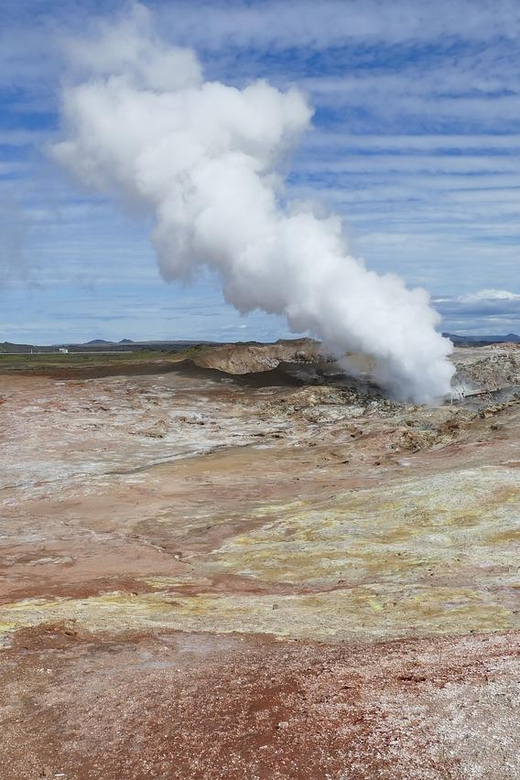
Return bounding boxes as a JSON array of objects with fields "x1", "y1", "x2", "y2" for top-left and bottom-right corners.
[{"x1": 1, "y1": 343, "x2": 520, "y2": 779}]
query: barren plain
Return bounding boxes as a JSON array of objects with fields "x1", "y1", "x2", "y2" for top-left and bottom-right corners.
[{"x1": 1, "y1": 341, "x2": 520, "y2": 779}]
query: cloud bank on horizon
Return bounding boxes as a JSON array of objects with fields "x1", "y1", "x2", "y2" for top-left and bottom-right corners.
[{"x1": 52, "y1": 5, "x2": 454, "y2": 402}]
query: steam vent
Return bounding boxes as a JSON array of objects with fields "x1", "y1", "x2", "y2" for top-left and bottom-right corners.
[
  {"x1": 2, "y1": 339, "x2": 520, "y2": 777},
  {"x1": 4, "y1": 1, "x2": 520, "y2": 777}
]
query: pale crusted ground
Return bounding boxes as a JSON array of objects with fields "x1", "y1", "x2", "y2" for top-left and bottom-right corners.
[{"x1": 1, "y1": 345, "x2": 520, "y2": 778}]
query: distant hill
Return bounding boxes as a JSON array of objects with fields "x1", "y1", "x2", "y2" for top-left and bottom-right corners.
[
  {"x1": 0, "y1": 339, "x2": 214, "y2": 354},
  {"x1": 0, "y1": 342, "x2": 55, "y2": 354},
  {"x1": 444, "y1": 332, "x2": 520, "y2": 346},
  {"x1": 3, "y1": 333, "x2": 520, "y2": 356}
]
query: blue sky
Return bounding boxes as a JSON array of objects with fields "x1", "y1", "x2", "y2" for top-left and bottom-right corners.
[{"x1": 1, "y1": 0, "x2": 520, "y2": 343}]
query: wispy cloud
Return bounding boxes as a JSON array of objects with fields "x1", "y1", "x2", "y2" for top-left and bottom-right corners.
[
  {"x1": 435, "y1": 289, "x2": 520, "y2": 334},
  {"x1": 1, "y1": 0, "x2": 519, "y2": 341},
  {"x1": 155, "y1": 1, "x2": 520, "y2": 50}
]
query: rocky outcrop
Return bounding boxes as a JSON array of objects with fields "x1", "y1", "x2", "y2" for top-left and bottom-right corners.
[
  {"x1": 452, "y1": 345, "x2": 520, "y2": 394},
  {"x1": 191, "y1": 338, "x2": 320, "y2": 374}
]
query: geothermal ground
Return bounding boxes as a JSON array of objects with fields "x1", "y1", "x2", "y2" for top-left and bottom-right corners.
[{"x1": 2, "y1": 341, "x2": 520, "y2": 779}]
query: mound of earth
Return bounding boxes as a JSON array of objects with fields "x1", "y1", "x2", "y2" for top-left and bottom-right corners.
[
  {"x1": 191, "y1": 338, "x2": 321, "y2": 374},
  {"x1": 453, "y1": 344, "x2": 520, "y2": 395},
  {"x1": 195, "y1": 340, "x2": 520, "y2": 404}
]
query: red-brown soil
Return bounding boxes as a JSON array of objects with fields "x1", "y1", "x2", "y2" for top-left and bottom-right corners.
[
  {"x1": 3, "y1": 626, "x2": 520, "y2": 780},
  {"x1": 2, "y1": 345, "x2": 520, "y2": 778}
]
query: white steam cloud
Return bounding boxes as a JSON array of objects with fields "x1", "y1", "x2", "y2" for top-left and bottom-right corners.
[{"x1": 53, "y1": 4, "x2": 454, "y2": 403}]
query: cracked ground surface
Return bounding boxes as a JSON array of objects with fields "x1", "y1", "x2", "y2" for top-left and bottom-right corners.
[{"x1": 1, "y1": 344, "x2": 520, "y2": 778}]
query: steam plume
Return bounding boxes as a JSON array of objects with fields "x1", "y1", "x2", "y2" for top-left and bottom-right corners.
[{"x1": 53, "y1": 5, "x2": 454, "y2": 402}]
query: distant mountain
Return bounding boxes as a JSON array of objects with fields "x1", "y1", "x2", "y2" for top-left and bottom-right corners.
[
  {"x1": 5, "y1": 333, "x2": 518, "y2": 355},
  {"x1": 444, "y1": 332, "x2": 520, "y2": 346},
  {"x1": 0, "y1": 341, "x2": 60, "y2": 354},
  {"x1": 0, "y1": 341, "x2": 33, "y2": 353}
]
